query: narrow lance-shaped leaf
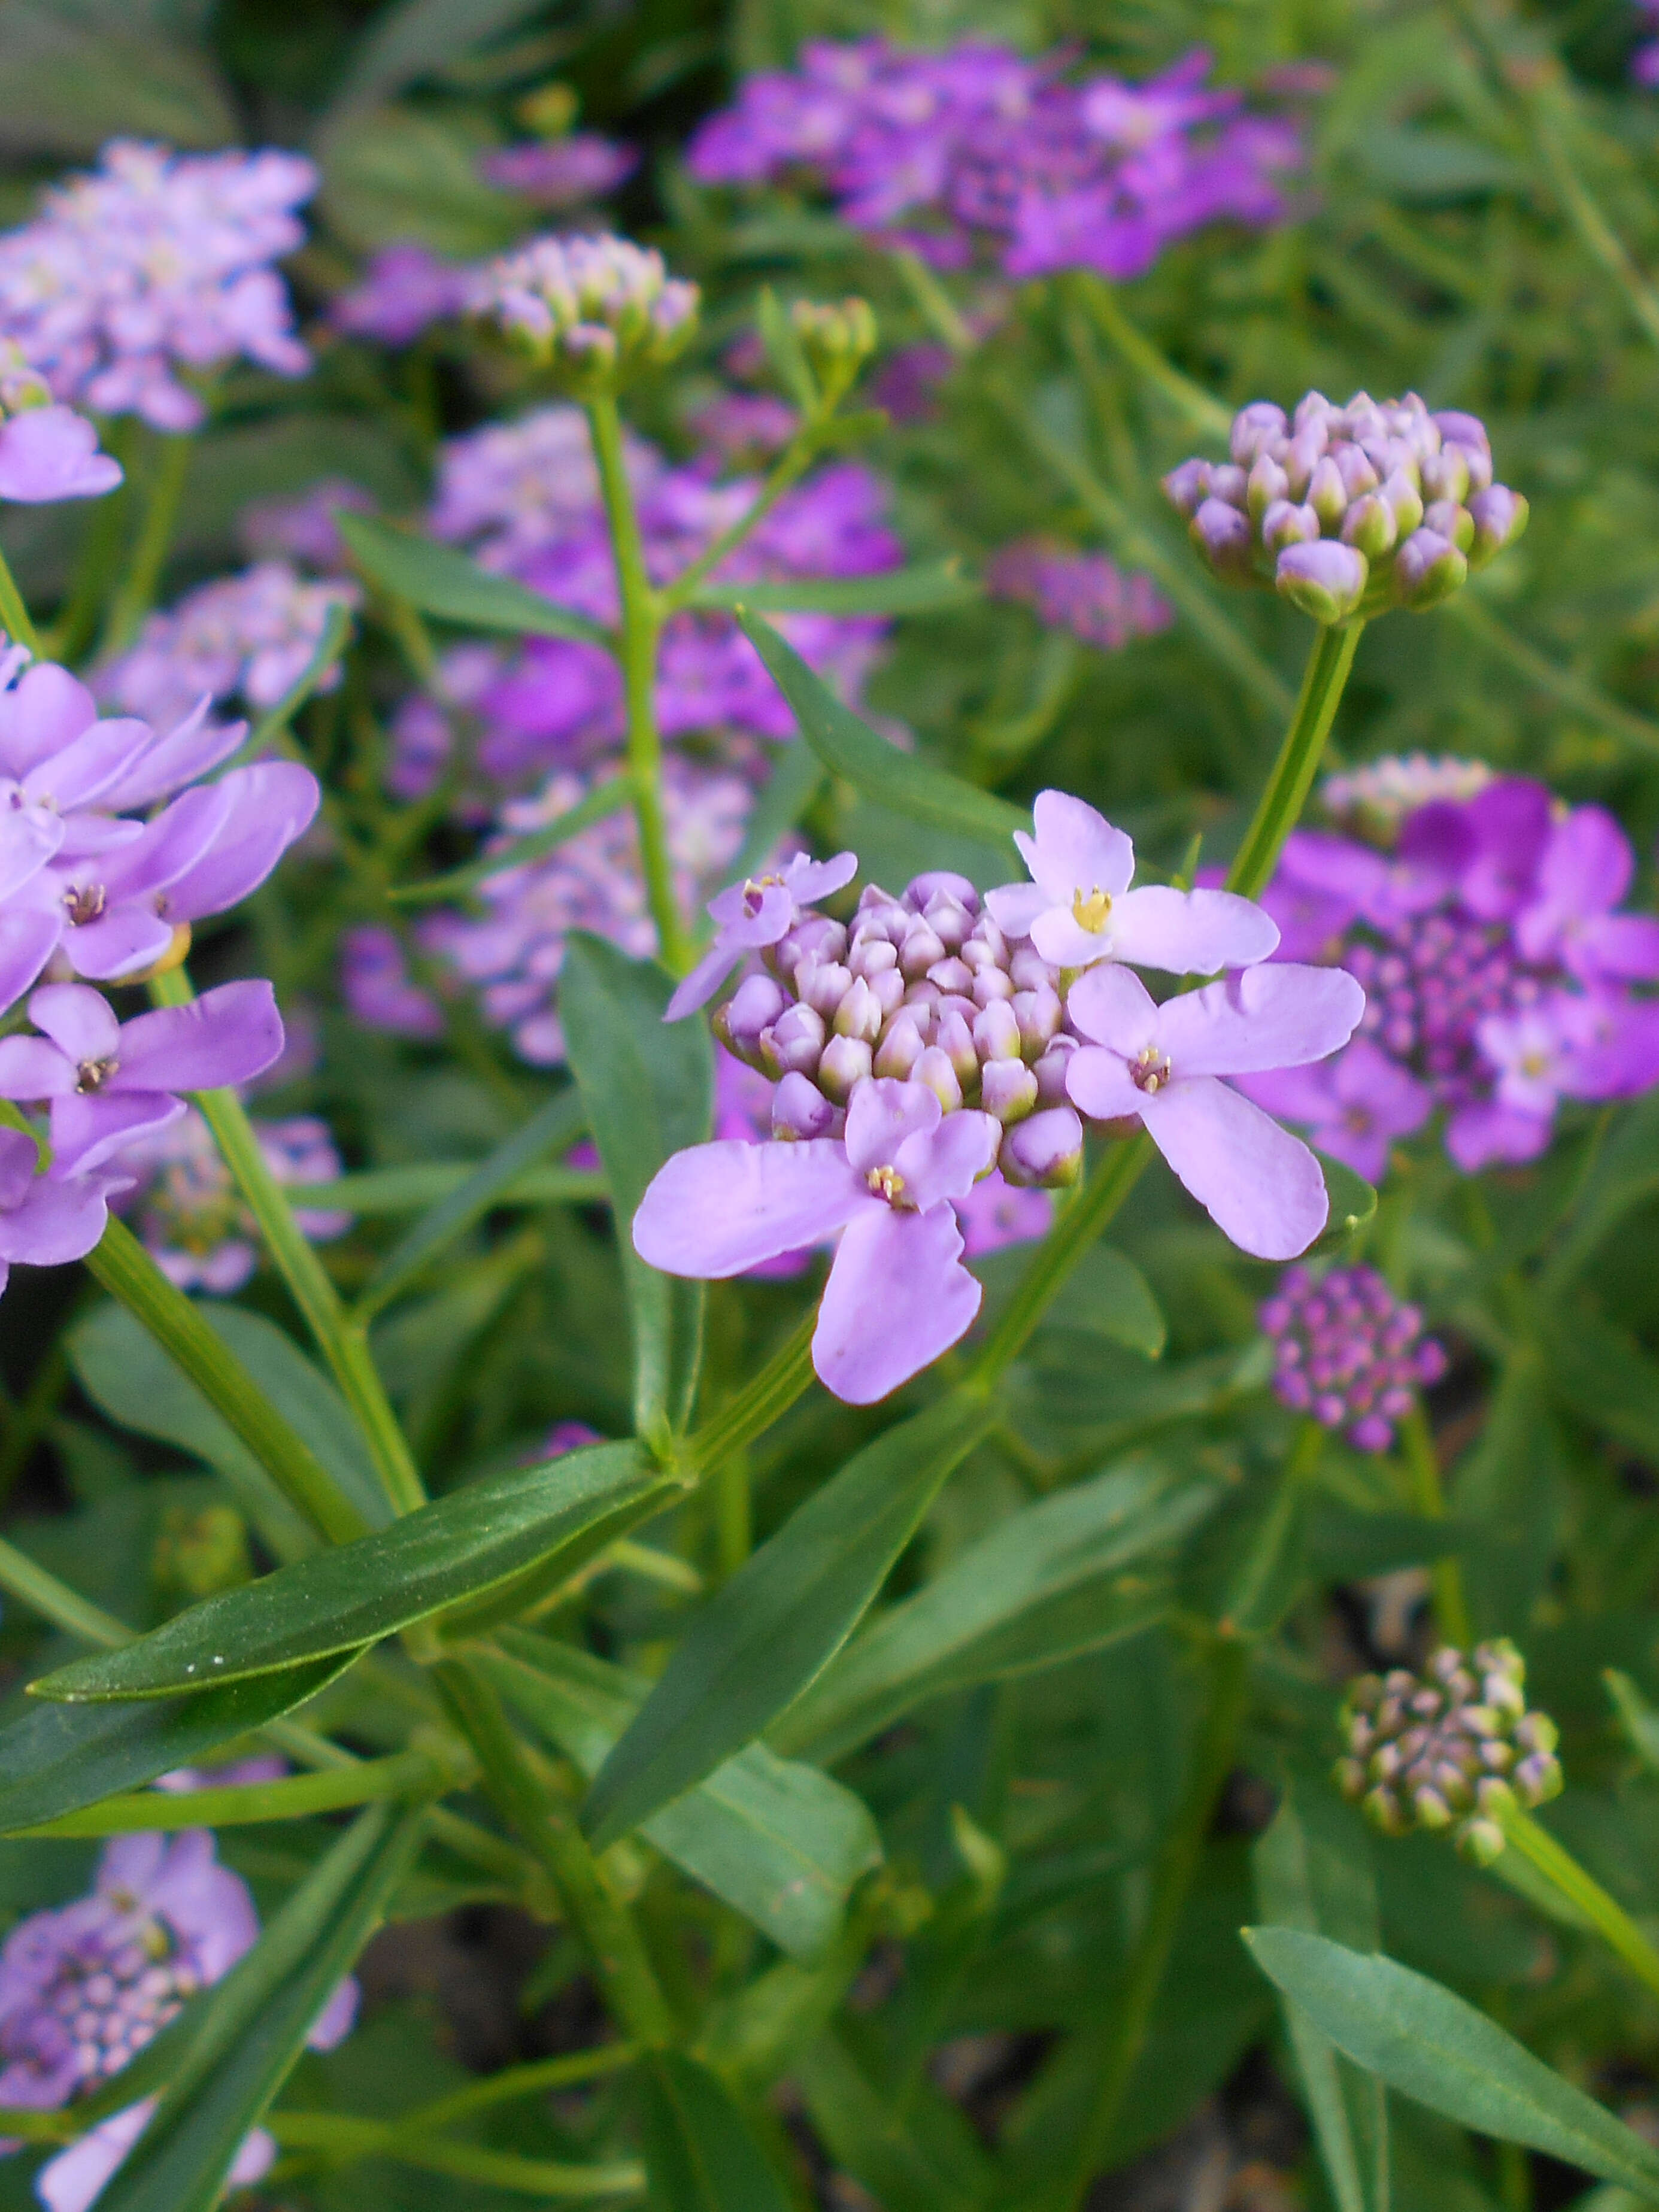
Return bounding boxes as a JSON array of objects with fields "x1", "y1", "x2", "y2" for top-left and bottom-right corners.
[
  {"x1": 638, "y1": 2050, "x2": 795, "y2": 2212},
  {"x1": 32, "y1": 1443, "x2": 675, "y2": 1701},
  {"x1": 584, "y1": 1392, "x2": 996, "y2": 1850},
  {"x1": 339, "y1": 511, "x2": 611, "y2": 645},
  {"x1": 737, "y1": 610, "x2": 1029, "y2": 845},
  {"x1": 689, "y1": 560, "x2": 979, "y2": 617},
  {"x1": 1243, "y1": 1929, "x2": 1659, "y2": 2204},
  {"x1": 560, "y1": 933, "x2": 712, "y2": 1439}
]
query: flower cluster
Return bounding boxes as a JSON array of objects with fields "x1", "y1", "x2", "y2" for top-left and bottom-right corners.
[
  {"x1": 471, "y1": 233, "x2": 699, "y2": 392},
  {"x1": 0, "y1": 141, "x2": 316, "y2": 432},
  {"x1": 95, "y1": 562, "x2": 359, "y2": 732},
  {"x1": 1164, "y1": 393, "x2": 1528, "y2": 623},
  {"x1": 1636, "y1": 0, "x2": 1659, "y2": 85},
  {"x1": 987, "y1": 540, "x2": 1173, "y2": 652},
  {"x1": 687, "y1": 42, "x2": 1300, "y2": 281},
  {"x1": 1241, "y1": 767, "x2": 1659, "y2": 1172},
  {"x1": 635, "y1": 789, "x2": 1366, "y2": 1403},
  {"x1": 480, "y1": 133, "x2": 637, "y2": 207},
  {"x1": 1336, "y1": 1642, "x2": 1563, "y2": 1864},
  {"x1": 0, "y1": 344, "x2": 122, "y2": 506},
  {"x1": 1260, "y1": 1262, "x2": 1446, "y2": 1449},
  {"x1": 120, "y1": 1105, "x2": 348, "y2": 1292},
  {"x1": 330, "y1": 244, "x2": 476, "y2": 348},
  {"x1": 0, "y1": 1832, "x2": 354, "y2": 2212}
]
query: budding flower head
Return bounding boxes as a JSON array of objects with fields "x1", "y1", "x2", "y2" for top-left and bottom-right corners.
[
  {"x1": 1164, "y1": 392, "x2": 1527, "y2": 624},
  {"x1": 472, "y1": 233, "x2": 700, "y2": 393},
  {"x1": 1336, "y1": 1640, "x2": 1563, "y2": 1862},
  {"x1": 791, "y1": 296, "x2": 877, "y2": 407}
]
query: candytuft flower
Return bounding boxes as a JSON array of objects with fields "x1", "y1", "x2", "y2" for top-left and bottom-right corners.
[
  {"x1": 0, "y1": 350, "x2": 120, "y2": 502},
  {"x1": 0, "y1": 1125, "x2": 125, "y2": 1299},
  {"x1": 667, "y1": 851, "x2": 859, "y2": 1019},
  {"x1": 472, "y1": 233, "x2": 699, "y2": 393},
  {"x1": 986, "y1": 541, "x2": 1172, "y2": 651},
  {"x1": 634, "y1": 1076, "x2": 999, "y2": 1403},
  {"x1": 1260, "y1": 1261, "x2": 1445, "y2": 1448}
]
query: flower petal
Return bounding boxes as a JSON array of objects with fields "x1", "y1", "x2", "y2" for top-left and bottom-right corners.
[
  {"x1": 110, "y1": 980, "x2": 284, "y2": 1094},
  {"x1": 160, "y1": 761, "x2": 322, "y2": 921},
  {"x1": 1141, "y1": 1076, "x2": 1329, "y2": 1259},
  {"x1": 1063, "y1": 1045, "x2": 1144, "y2": 1121},
  {"x1": 0, "y1": 1036, "x2": 75, "y2": 1099},
  {"x1": 0, "y1": 1167, "x2": 119, "y2": 1265},
  {"x1": 0, "y1": 805, "x2": 63, "y2": 902},
  {"x1": 1063, "y1": 961, "x2": 1159, "y2": 1052},
  {"x1": 812, "y1": 1203, "x2": 981, "y2": 1403},
  {"x1": 0, "y1": 663, "x2": 97, "y2": 779},
  {"x1": 788, "y1": 850, "x2": 859, "y2": 903},
  {"x1": 843, "y1": 1076, "x2": 941, "y2": 1175},
  {"x1": 50, "y1": 1091, "x2": 184, "y2": 1176},
  {"x1": 58, "y1": 903, "x2": 174, "y2": 981},
  {"x1": 1106, "y1": 884, "x2": 1279, "y2": 974},
  {"x1": 982, "y1": 881, "x2": 1048, "y2": 938},
  {"x1": 1155, "y1": 962, "x2": 1365, "y2": 1076},
  {"x1": 1021, "y1": 790, "x2": 1135, "y2": 902},
  {"x1": 894, "y1": 1107, "x2": 1000, "y2": 1211},
  {"x1": 665, "y1": 940, "x2": 740, "y2": 1022},
  {"x1": 20, "y1": 717, "x2": 153, "y2": 812},
  {"x1": 633, "y1": 1138, "x2": 865, "y2": 1277},
  {"x1": 0, "y1": 907, "x2": 61, "y2": 1014},
  {"x1": 27, "y1": 982, "x2": 120, "y2": 1064},
  {"x1": 96, "y1": 698, "x2": 246, "y2": 812}
]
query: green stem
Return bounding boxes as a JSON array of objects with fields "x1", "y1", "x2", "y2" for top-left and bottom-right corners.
[
  {"x1": 1059, "y1": 1635, "x2": 1252, "y2": 2207},
  {"x1": 684, "y1": 1311, "x2": 817, "y2": 1475},
  {"x1": 1226, "y1": 619, "x2": 1363, "y2": 900},
  {"x1": 84, "y1": 1216, "x2": 369, "y2": 1546},
  {"x1": 43, "y1": 461, "x2": 129, "y2": 663},
  {"x1": 1500, "y1": 1805, "x2": 1659, "y2": 2001},
  {"x1": 1449, "y1": 596, "x2": 1659, "y2": 763},
  {"x1": 435, "y1": 1658, "x2": 677, "y2": 2047},
  {"x1": 0, "y1": 1534, "x2": 131, "y2": 1648},
  {"x1": 969, "y1": 1135, "x2": 1153, "y2": 1389},
  {"x1": 102, "y1": 429, "x2": 192, "y2": 654},
  {"x1": 10, "y1": 1749, "x2": 448, "y2": 1837},
  {"x1": 268, "y1": 2111, "x2": 643, "y2": 2197},
  {"x1": 148, "y1": 967, "x2": 426, "y2": 1516},
  {"x1": 0, "y1": 539, "x2": 38, "y2": 654},
  {"x1": 379, "y1": 2041, "x2": 636, "y2": 2133},
  {"x1": 892, "y1": 250, "x2": 977, "y2": 357},
  {"x1": 1399, "y1": 1402, "x2": 1473, "y2": 1647},
  {"x1": 1220, "y1": 1419, "x2": 1324, "y2": 1638},
  {"x1": 585, "y1": 394, "x2": 687, "y2": 973},
  {"x1": 660, "y1": 435, "x2": 819, "y2": 614},
  {"x1": 1072, "y1": 275, "x2": 1233, "y2": 441}
]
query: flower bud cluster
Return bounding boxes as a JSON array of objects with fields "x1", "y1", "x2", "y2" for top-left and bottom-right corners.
[
  {"x1": 1164, "y1": 392, "x2": 1528, "y2": 624},
  {"x1": 472, "y1": 234, "x2": 700, "y2": 392},
  {"x1": 791, "y1": 296, "x2": 877, "y2": 405},
  {"x1": 715, "y1": 870, "x2": 1084, "y2": 1188},
  {"x1": 1336, "y1": 1641, "x2": 1563, "y2": 1864},
  {"x1": 1260, "y1": 1261, "x2": 1446, "y2": 1451}
]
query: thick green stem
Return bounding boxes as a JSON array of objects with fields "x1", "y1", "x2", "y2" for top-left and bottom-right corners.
[
  {"x1": 435, "y1": 1658, "x2": 676, "y2": 2047},
  {"x1": 0, "y1": 539, "x2": 38, "y2": 654},
  {"x1": 970, "y1": 1136, "x2": 1153, "y2": 1389},
  {"x1": 585, "y1": 394, "x2": 687, "y2": 973},
  {"x1": 102, "y1": 429, "x2": 192, "y2": 654},
  {"x1": 1500, "y1": 1805, "x2": 1659, "y2": 2001},
  {"x1": 85, "y1": 1215, "x2": 369, "y2": 1545},
  {"x1": 268, "y1": 2110, "x2": 643, "y2": 2197},
  {"x1": 1399, "y1": 1402, "x2": 1473, "y2": 1647},
  {"x1": 1220, "y1": 1419, "x2": 1324, "y2": 1638},
  {"x1": 148, "y1": 967, "x2": 426, "y2": 1516},
  {"x1": 1226, "y1": 619, "x2": 1364, "y2": 900}
]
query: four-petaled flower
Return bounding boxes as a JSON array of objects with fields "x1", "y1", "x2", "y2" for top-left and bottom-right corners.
[
  {"x1": 1064, "y1": 961, "x2": 1365, "y2": 1256},
  {"x1": 633, "y1": 1076, "x2": 999, "y2": 1402},
  {"x1": 985, "y1": 790, "x2": 1279, "y2": 972},
  {"x1": 665, "y1": 849, "x2": 858, "y2": 1020}
]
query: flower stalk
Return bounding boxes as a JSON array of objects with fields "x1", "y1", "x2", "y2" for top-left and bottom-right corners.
[{"x1": 1227, "y1": 617, "x2": 1364, "y2": 901}]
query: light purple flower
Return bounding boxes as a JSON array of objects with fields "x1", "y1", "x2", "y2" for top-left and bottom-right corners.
[
  {"x1": 340, "y1": 926, "x2": 444, "y2": 1042},
  {"x1": 634, "y1": 1076, "x2": 1000, "y2": 1402},
  {"x1": 95, "y1": 563, "x2": 359, "y2": 734},
  {"x1": 667, "y1": 850, "x2": 859, "y2": 1019},
  {"x1": 1064, "y1": 961, "x2": 1365, "y2": 1258},
  {"x1": 120, "y1": 1105, "x2": 348, "y2": 1292},
  {"x1": 0, "y1": 981, "x2": 284, "y2": 1175},
  {"x1": 480, "y1": 135, "x2": 637, "y2": 207},
  {"x1": 0, "y1": 405, "x2": 121, "y2": 503},
  {"x1": 1260, "y1": 1262, "x2": 1445, "y2": 1451},
  {"x1": 956, "y1": 1167, "x2": 1052, "y2": 1255},
  {"x1": 985, "y1": 541, "x2": 1172, "y2": 651},
  {"x1": 0, "y1": 1125, "x2": 124, "y2": 1298},
  {"x1": 1236, "y1": 1037, "x2": 1431, "y2": 1182},
  {"x1": 330, "y1": 244, "x2": 474, "y2": 347},
  {"x1": 985, "y1": 789, "x2": 1279, "y2": 973},
  {"x1": 1514, "y1": 805, "x2": 1659, "y2": 984},
  {"x1": 239, "y1": 480, "x2": 374, "y2": 571}
]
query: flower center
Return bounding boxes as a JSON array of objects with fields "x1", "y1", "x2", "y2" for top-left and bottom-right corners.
[
  {"x1": 63, "y1": 882, "x2": 106, "y2": 927},
  {"x1": 1131, "y1": 1045, "x2": 1172, "y2": 1094},
  {"x1": 75, "y1": 1056, "x2": 119, "y2": 1094},
  {"x1": 742, "y1": 872, "x2": 784, "y2": 917},
  {"x1": 1519, "y1": 1049, "x2": 1550, "y2": 1078},
  {"x1": 1071, "y1": 886, "x2": 1112, "y2": 933},
  {"x1": 866, "y1": 1164, "x2": 907, "y2": 1205}
]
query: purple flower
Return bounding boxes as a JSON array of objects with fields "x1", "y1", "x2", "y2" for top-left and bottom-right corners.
[
  {"x1": 985, "y1": 788, "x2": 1279, "y2": 972},
  {"x1": 120, "y1": 1105, "x2": 348, "y2": 1292},
  {"x1": 0, "y1": 1125, "x2": 124, "y2": 1297},
  {"x1": 479, "y1": 135, "x2": 637, "y2": 207},
  {"x1": 330, "y1": 244, "x2": 474, "y2": 347},
  {"x1": 634, "y1": 1076, "x2": 1000, "y2": 1402},
  {"x1": 667, "y1": 850, "x2": 859, "y2": 1019},
  {"x1": 986, "y1": 541, "x2": 1173, "y2": 651},
  {"x1": 340, "y1": 926, "x2": 444, "y2": 1042},
  {"x1": 1260, "y1": 1261, "x2": 1445, "y2": 1451},
  {"x1": 1236, "y1": 1037, "x2": 1431, "y2": 1182},
  {"x1": 95, "y1": 563, "x2": 359, "y2": 733},
  {"x1": 0, "y1": 981, "x2": 284, "y2": 1175},
  {"x1": 471, "y1": 233, "x2": 699, "y2": 390},
  {"x1": 956, "y1": 1166, "x2": 1052, "y2": 1255},
  {"x1": 1514, "y1": 805, "x2": 1659, "y2": 983},
  {"x1": 0, "y1": 404, "x2": 122, "y2": 503},
  {"x1": 1064, "y1": 961, "x2": 1365, "y2": 1258},
  {"x1": 239, "y1": 480, "x2": 374, "y2": 571}
]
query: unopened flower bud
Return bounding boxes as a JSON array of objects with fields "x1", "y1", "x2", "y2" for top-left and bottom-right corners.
[
  {"x1": 1306, "y1": 455, "x2": 1349, "y2": 531},
  {"x1": 798, "y1": 959, "x2": 853, "y2": 1017},
  {"x1": 1282, "y1": 424, "x2": 1327, "y2": 498},
  {"x1": 923, "y1": 890, "x2": 974, "y2": 949},
  {"x1": 1000, "y1": 1106, "x2": 1084, "y2": 1188},
  {"x1": 1276, "y1": 540, "x2": 1368, "y2": 623},
  {"x1": 1163, "y1": 457, "x2": 1211, "y2": 517},
  {"x1": 899, "y1": 920, "x2": 947, "y2": 978},
  {"x1": 1231, "y1": 400, "x2": 1287, "y2": 465},
  {"x1": 1466, "y1": 486, "x2": 1528, "y2": 570},
  {"x1": 970, "y1": 967, "x2": 1015, "y2": 1008},
  {"x1": 847, "y1": 937, "x2": 897, "y2": 980},
  {"x1": 1009, "y1": 947, "x2": 1054, "y2": 991},
  {"x1": 1013, "y1": 985, "x2": 1062, "y2": 1056},
  {"x1": 1248, "y1": 453, "x2": 1289, "y2": 521},
  {"x1": 874, "y1": 1015, "x2": 926, "y2": 1079},
  {"x1": 474, "y1": 232, "x2": 699, "y2": 393},
  {"x1": 714, "y1": 973, "x2": 787, "y2": 1064},
  {"x1": 913, "y1": 1044, "x2": 963, "y2": 1112},
  {"x1": 817, "y1": 1033, "x2": 872, "y2": 1102},
  {"x1": 1422, "y1": 499, "x2": 1475, "y2": 552},
  {"x1": 972, "y1": 999, "x2": 1021, "y2": 1063},
  {"x1": 793, "y1": 295, "x2": 878, "y2": 380},
  {"x1": 1341, "y1": 491, "x2": 1398, "y2": 559},
  {"x1": 1458, "y1": 1819, "x2": 1506, "y2": 1867},
  {"x1": 760, "y1": 1002, "x2": 824, "y2": 1079},
  {"x1": 928, "y1": 955, "x2": 973, "y2": 997},
  {"x1": 1380, "y1": 467, "x2": 1424, "y2": 536},
  {"x1": 1207, "y1": 463, "x2": 1248, "y2": 508},
  {"x1": 772, "y1": 1070, "x2": 838, "y2": 1140},
  {"x1": 833, "y1": 975, "x2": 883, "y2": 1043},
  {"x1": 1393, "y1": 527, "x2": 1467, "y2": 610},
  {"x1": 981, "y1": 1059, "x2": 1039, "y2": 1125},
  {"x1": 938, "y1": 1008, "x2": 980, "y2": 1088},
  {"x1": 1032, "y1": 1036, "x2": 1078, "y2": 1105},
  {"x1": 1332, "y1": 444, "x2": 1379, "y2": 501},
  {"x1": 1419, "y1": 447, "x2": 1469, "y2": 505},
  {"x1": 1263, "y1": 499, "x2": 1320, "y2": 553},
  {"x1": 1191, "y1": 498, "x2": 1253, "y2": 578}
]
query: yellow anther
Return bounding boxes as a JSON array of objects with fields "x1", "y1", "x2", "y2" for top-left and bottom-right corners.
[
  {"x1": 866, "y1": 1164, "x2": 906, "y2": 1203},
  {"x1": 1072, "y1": 886, "x2": 1112, "y2": 933}
]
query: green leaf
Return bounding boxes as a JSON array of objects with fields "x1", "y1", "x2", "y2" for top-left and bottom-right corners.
[
  {"x1": 1311, "y1": 1151, "x2": 1379, "y2": 1253},
  {"x1": 560, "y1": 934, "x2": 713, "y2": 1439},
  {"x1": 0, "y1": 1656, "x2": 357, "y2": 1834},
  {"x1": 1242, "y1": 1929, "x2": 1659, "y2": 2202},
  {"x1": 338, "y1": 512, "x2": 610, "y2": 645},
  {"x1": 756, "y1": 287, "x2": 816, "y2": 415},
  {"x1": 95, "y1": 1804, "x2": 427, "y2": 2212},
  {"x1": 974, "y1": 1241, "x2": 1166, "y2": 1360},
  {"x1": 389, "y1": 779, "x2": 632, "y2": 905},
  {"x1": 1548, "y1": 1303, "x2": 1659, "y2": 1464},
  {"x1": 31, "y1": 1442, "x2": 675, "y2": 1702},
  {"x1": 584, "y1": 1394, "x2": 996, "y2": 1849},
  {"x1": 1306, "y1": 1506, "x2": 1478, "y2": 1577},
  {"x1": 736, "y1": 611, "x2": 1029, "y2": 845},
  {"x1": 0, "y1": 3, "x2": 233, "y2": 159},
  {"x1": 794, "y1": 2024, "x2": 993, "y2": 2212},
  {"x1": 474, "y1": 1633, "x2": 881, "y2": 1960},
  {"x1": 1254, "y1": 1779, "x2": 1388, "y2": 2212},
  {"x1": 728, "y1": 736, "x2": 826, "y2": 888},
  {"x1": 638, "y1": 2050, "x2": 794, "y2": 2212},
  {"x1": 332, "y1": 0, "x2": 555, "y2": 107},
  {"x1": 1547, "y1": 1091, "x2": 1659, "y2": 1281},
  {"x1": 690, "y1": 562, "x2": 979, "y2": 617},
  {"x1": 354, "y1": 1088, "x2": 586, "y2": 1318},
  {"x1": 316, "y1": 105, "x2": 522, "y2": 258},
  {"x1": 774, "y1": 1458, "x2": 1215, "y2": 1763},
  {"x1": 204, "y1": 1306, "x2": 392, "y2": 1531}
]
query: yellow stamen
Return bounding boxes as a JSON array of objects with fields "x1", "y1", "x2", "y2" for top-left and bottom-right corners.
[
  {"x1": 1072, "y1": 886, "x2": 1112, "y2": 933},
  {"x1": 866, "y1": 1164, "x2": 906, "y2": 1203}
]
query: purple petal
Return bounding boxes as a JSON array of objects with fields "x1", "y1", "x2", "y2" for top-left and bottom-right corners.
[
  {"x1": 28, "y1": 983, "x2": 120, "y2": 1063},
  {"x1": 51, "y1": 1091, "x2": 184, "y2": 1176},
  {"x1": 0, "y1": 1169, "x2": 119, "y2": 1265},
  {"x1": 0, "y1": 806, "x2": 63, "y2": 902},
  {"x1": 58, "y1": 903, "x2": 174, "y2": 981},
  {"x1": 812, "y1": 1203, "x2": 981, "y2": 1404},
  {"x1": 706, "y1": 879, "x2": 794, "y2": 940},
  {"x1": 111, "y1": 980, "x2": 284, "y2": 1094},
  {"x1": 665, "y1": 941, "x2": 741, "y2": 1022},
  {"x1": 0, "y1": 1036, "x2": 75, "y2": 1099},
  {"x1": 1017, "y1": 790, "x2": 1135, "y2": 905},
  {"x1": 1444, "y1": 1099, "x2": 1553, "y2": 1172},
  {"x1": 982, "y1": 881, "x2": 1048, "y2": 938},
  {"x1": 0, "y1": 1128, "x2": 35, "y2": 1209},
  {"x1": 1063, "y1": 1045, "x2": 1144, "y2": 1121},
  {"x1": 0, "y1": 663, "x2": 98, "y2": 779},
  {"x1": 101, "y1": 785, "x2": 234, "y2": 900},
  {"x1": 843, "y1": 1077, "x2": 942, "y2": 1175},
  {"x1": 0, "y1": 907, "x2": 61, "y2": 1012},
  {"x1": 1155, "y1": 963, "x2": 1365, "y2": 1076},
  {"x1": 787, "y1": 850, "x2": 859, "y2": 903},
  {"x1": 95, "y1": 699, "x2": 245, "y2": 811},
  {"x1": 1539, "y1": 806, "x2": 1630, "y2": 918},
  {"x1": 158, "y1": 763, "x2": 322, "y2": 921},
  {"x1": 1141, "y1": 1076, "x2": 1329, "y2": 1258},
  {"x1": 0, "y1": 407, "x2": 122, "y2": 504},
  {"x1": 633, "y1": 1138, "x2": 865, "y2": 1276},
  {"x1": 1274, "y1": 539, "x2": 1367, "y2": 622},
  {"x1": 894, "y1": 1108, "x2": 1000, "y2": 1211},
  {"x1": 1570, "y1": 914, "x2": 1659, "y2": 984},
  {"x1": 1106, "y1": 885, "x2": 1279, "y2": 973},
  {"x1": 37, "y1": 2100, "x2": 151, "y2": 2212},
  {"x1": 1063, "y1": 962, "x2": 1159, "y2": 1052},
  {"x1": 20, "y1": 718, "x2": 153, "y2": 811}
]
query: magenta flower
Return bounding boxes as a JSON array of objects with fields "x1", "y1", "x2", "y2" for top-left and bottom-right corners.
[
  {"x1": 0, "y1": 1127, "x2": 123, "y2": 1297},
  {"x1": 1514, "y1": 805, "x2": 1659, "y2": 984},
  {"x1": 666, "y1": 850, "x2": 859, "y2": 1019},
  {"x1": 1235, "y1": 1037, "x2": 1431, "y2": 1182},
  {"x1": 0, "y1": 981, "x2": 284, "y2": 1175},
  {"x1": 985, "y1": 789, "x2": 1279, "y2": 972},
  {"x1": 0, "y1": 406, "x2": 122, "y2": 503},
  {"x1": 330, "y1": 244, "x2": 474, "y2": 347},
  {"x1": 634, "y1": 1076, "x2": 1000, "y2": 1402},
  {"x1": 1064, "y1": 961, "x2": 1365, "y2": 1258},
  {"x1": 1260, "y1": 1261, "x2": 1445, "y2": 1451}
]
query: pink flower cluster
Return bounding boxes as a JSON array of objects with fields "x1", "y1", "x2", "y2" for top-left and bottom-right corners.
[
  {"x1": 687, "y1": 42, "x2": 1301, "y2": 279},
  {"x1": 987, "y1": 539, "x2": 1173, "y2": 652},
  {"x1": 119, "y1": 1105, "x2": 348, "y2": 1292},
  {"x1": 1240, "y1": 763, "x2": 1659, "y2": 1174},
  {"x1": 0, "y1": 142, "x2": 316, "y2": 432},
  {"x1": 1260, "y1": 1261, "x2": 1446, "y2": 1451}
]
